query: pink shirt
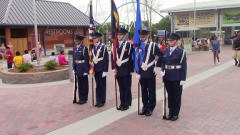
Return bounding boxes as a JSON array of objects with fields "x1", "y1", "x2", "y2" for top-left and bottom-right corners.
[{"x1": 58, "y1": 54, "x2": 68, "y2": 65}]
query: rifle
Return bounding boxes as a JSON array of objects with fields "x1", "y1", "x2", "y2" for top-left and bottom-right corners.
[
  {"x1": 138, "y1": 82, "x2": 140, "y2": 115},
  {"x1": 115, "y1": 75, "x2": 118, "y2": 110},
  {"x1": 162, "y1": 80, "x2": 167, "y2": 119}
]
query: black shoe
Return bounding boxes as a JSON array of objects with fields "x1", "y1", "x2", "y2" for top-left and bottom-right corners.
[
  {"x1": 79, "y1": 100, "x2": 87, "y2": 105},
  {"x1": 145, "y1": 111, "x2": 152, "y2": 116},
  {"x1": 121, "y1": 106, "x2": 129, "y2": 111},
  {"x1": 235, "y1": 61, "x2": 238, "y2": 66},
  {"x1": 139, "y1": 110, "x2": 146, "y2": 115},
  {"x1": 94, "y1": 103, "x2": 100, "y2": 107},
  {"x1": 97, "y1": 103, "x2": 104, "y2": 107},
  {"x1": 117, "y1": 105, "x2": 123, "y2": 110},
  {"x1": 165, "y1": 115, "x2": 173, "y2": 120},
  {"x1": 171, "y1": 116, "x2": 178, "y2": 121}
]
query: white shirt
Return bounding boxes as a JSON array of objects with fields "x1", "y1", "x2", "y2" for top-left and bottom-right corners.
[
  {"x1": 170, "y1": 46, "x2": 177, "y2": 55},
  {"x1": 22, "y1": 53, "x2": 31, "y2": 63},
  {"x1": 50, "y1": 56, "x2": 56, "y2": 62},
  {"x1": 143, "y1": 40, "x2": 148, "y2": 46},
  {"x1": 94, "y1": 42, "x2": 101, "y2": 48},
  {"x1": 118, "y1": 40, "x2": 124, "y2": 47}
]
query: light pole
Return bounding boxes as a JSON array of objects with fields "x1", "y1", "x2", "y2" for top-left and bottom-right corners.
[
  {"x1": 33, "y1": 0, "x2": 40, "y2": 66},
  {"x1": 193, "y1": 0, "x2": 196, "y2": 41}
]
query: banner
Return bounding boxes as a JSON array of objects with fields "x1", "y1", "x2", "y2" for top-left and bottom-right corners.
[{"x1": 223, "y1": 9, "x2": 240, "y2": 24}]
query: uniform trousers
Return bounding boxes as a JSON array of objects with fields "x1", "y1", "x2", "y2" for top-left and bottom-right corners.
[
  {"x1": 77, "y1": 75, "x2": 89, "y2": 102},
  {"x1": 164, "y1": 80, "x2": 183, "y2": 116},
  {"x1": 94, "y1": 72, "x2": 106, "y2": 104},
  {"x1": 140, "y1": 77, "x2": 156, "y2": 112},
  {"x1": 117, "y1": 75, "x2": 132, "y2": 107}
]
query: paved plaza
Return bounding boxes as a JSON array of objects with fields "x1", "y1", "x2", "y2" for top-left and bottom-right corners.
[{"x1": 0, "y1": 45, "x2": 240, "y2": 135}]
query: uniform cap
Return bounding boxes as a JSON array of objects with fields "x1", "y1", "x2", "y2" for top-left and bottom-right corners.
[{"x1": 74, "y1": 34, "x2": 85, "y2": 41}]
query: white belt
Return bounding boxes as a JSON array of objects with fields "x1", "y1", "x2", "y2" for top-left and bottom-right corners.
[
  {"x1": 141, "y1": 61, "x2": 155, "y2": 71},
  {"x1": 75, "y1": 60, "x2": 85, "y2": 64},
  {"x1": 165, "y1": 65, "x2": 182, "y2": 69},
  {"x1": 117, "y1": 58, "x2": 129, "y2": 66},
  {"x1": 93, "y1": 57, "x2": 103, "y2": 64}
]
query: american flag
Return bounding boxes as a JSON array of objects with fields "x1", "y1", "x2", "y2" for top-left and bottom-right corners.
[{"x1": 89, "y1": 0, "x2": 95, "y2": 76}]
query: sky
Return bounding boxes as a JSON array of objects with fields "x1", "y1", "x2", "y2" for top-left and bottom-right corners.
[{"x1": 49, "y1": 0, "x2": 214, "y2": 25}]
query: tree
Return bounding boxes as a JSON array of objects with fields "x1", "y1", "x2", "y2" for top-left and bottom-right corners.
[{"x1": 152, "y1": 15, "x2": 171, "y2": 34}]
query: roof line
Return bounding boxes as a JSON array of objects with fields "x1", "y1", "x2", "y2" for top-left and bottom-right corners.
[{"x1": 2, "y1": 0, "x2": 14, "y2": 24}]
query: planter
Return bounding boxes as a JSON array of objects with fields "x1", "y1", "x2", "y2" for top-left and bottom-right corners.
[{"x1": 1, "y1": 67, "x2": 69, "y2": 84}]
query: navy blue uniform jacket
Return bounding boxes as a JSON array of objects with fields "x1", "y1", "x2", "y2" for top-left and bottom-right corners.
[
  {"x1": 93, "y1": 43, "x2": 109, "y2": 73},
  {"x1": 73, "y1": 44, "x2": 90, "y2": 77},
  {"x1": 162, "y1": 46, "x2": 187, "y2": 81}
]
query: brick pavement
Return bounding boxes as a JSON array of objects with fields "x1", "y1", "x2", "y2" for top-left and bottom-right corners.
[{"x1": 0, "y1": 45, "x2": 239, "y2": 135}]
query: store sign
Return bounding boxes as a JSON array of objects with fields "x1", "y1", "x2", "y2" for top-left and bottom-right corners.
[
  {"x1": 175, "y1": 11, "x2": 216, "y2": 27},
  {"x1": 223, "y1": 9, "x2": 240, "y2": 24},
  {"x1": 45, "y1": 29, "x2": 73, "y2": 35}
]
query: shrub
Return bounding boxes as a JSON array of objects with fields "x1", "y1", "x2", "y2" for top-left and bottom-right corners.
[
  {"x1": 44, "y1": 60, "x2": 57, "y2": 70},
  {"x1": 18, "y1": 63, "x2": 33, "y2": 72}
]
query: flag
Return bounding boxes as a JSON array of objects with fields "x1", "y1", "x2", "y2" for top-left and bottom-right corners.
[
  {"x1": 89, "y1": 0, "x2": 95, "y2": 76},
  {"x1": 132, "y1": 0, "x2": 145, "y2": 73},
  {"x1": 111, "y1": 0, "x2": 119, "y2": 70}
]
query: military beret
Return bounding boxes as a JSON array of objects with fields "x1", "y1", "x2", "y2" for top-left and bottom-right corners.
[
  {"x1": 167, "y1": 32, "x2": 180, "y2": 40},
  {"x1": 118, "y1": 27, "x2": 128, "y2": 35},
  {"x1": 138, "y1": 29, "x2": 150, "y2": 36},
  {"x1": 74, "y1": 34, "x2": 85, "y2": 41},
  {"x1": 93, "y1": 32, "x2": 102, "y2": 38}
]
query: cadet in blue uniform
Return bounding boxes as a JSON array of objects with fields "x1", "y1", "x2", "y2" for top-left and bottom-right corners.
[
  {"x1": 111, "y1": 28, "x2": 134, "y2": 111},
  {"x1": 162, "y1": 33, "x2": 187, "y2": 121},
  {"x1": 92, "y1": 32, "x2": 109, "y2": 107},
  {"x1": 73, "y1": 34, "x2": 89, "y2": 105},
  {"x1": 136, "y1": 29, "x2": 163, "y2": 116}
]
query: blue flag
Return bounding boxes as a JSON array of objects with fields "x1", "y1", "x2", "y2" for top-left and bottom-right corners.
[{"x1": 132, "y1": 0, "x2": 145, "y2": 73}]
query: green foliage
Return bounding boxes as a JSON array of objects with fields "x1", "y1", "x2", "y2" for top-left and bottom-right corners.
[
  {"x1": 44, "y1": 61, "x2": 57, "y2": 70},
  {"x1": 18, "y1": 63, "x2": 33, "y2": 72},
  {"x1": 152, "y1": 16, "x2": 171, "y2": 33}
]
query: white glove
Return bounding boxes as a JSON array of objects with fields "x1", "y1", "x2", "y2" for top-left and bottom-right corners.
[
  {"x1": 72, "y1": 70, "x2": 75, "y2": 75},
  {"x1": 135, "y1": 74, "x2": 140, "y2": 81},
  {"x1": 160, "y1": 70, "x2": 165, "y2": 77},
  {"x1": 83, "y1": 73, "x2": 88, "y2": 76},
  {"x1": 102, "y1": 72, "x2": 107, "y2": 78},
  {"x1": 154, "y1": 67, "x2": 157, "y2": 75},
  {"x1": 180, "y1": 80, "x2": 186, "y2": 86}
]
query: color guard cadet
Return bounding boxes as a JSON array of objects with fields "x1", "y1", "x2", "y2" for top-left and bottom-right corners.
[
  {"x1": 161, "y1": 32, "x2": 187, "y2": 121},
  {"x1": 112, "y1": 27, "x2": 134, "y2": 111},
  {"x1": 136, "y1": 29, "x2": 163, "y2": 116},
  {"x1": 92, "y1": 32, "x2": 109, "y2": 107},
  {"x1": 73, "y1": 34, "x2": 89, "y2": 104}
]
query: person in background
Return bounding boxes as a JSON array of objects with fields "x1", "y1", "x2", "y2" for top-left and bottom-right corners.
[
  {"x1": 160, "y1": 39, "x2": 167, "y2": 52},
  {"x1": 58, "y1": 51, "x2": 68, "y2": 65},
  {"x1": 22, "y1": 50, "x2": 31, "y2": 64},
  {"x1": 5, "y1": 47, "x2": 14, "y2": 69},
  {"x1": 210, "y1": 36, "x2": 221, "y2": 65},
  {"x1": 13, "y1": 51, "x2": 23, "y2": 68},
  {"x1": 0, "y1": 43, "x2": 6, "y2": 62},
  {"x1": 232, "y1": 31, "x2": 240, "y2": 67},
  {"x1": 7, "y1": 41, "x2": 13, "y2": 51},
  {"x1": 50, "y1": 52, "x2": 56, "y2": 63}
]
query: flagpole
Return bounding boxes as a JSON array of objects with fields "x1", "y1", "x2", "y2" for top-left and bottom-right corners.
[{"x1": 32, "y1": 0, "x2": 40, "y2": 66}]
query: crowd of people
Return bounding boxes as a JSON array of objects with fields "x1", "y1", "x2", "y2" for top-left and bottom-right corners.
[{"x1": 0, "y1": 41, "x2": 68, "y2": 69}]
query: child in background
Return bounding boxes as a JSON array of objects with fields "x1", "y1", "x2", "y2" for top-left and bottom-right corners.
[
  {"x1": 22, "y1": 50, "x2": 31, "y2": 64},
  {"x1": 5, "y1": 47, "x2": 14, "y2": 69},
  {"x1": 13, "y1": 51, "x2": 23, "y2": 68},
  {"x1": 49, "y1": 52, "x2": 56, "y2": 62}
]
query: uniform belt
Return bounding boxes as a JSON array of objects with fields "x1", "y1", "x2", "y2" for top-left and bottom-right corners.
[
  {"x1": 165, "y1": 65, "x2": 181, "y2": 69},
  {"x1": 75, "y1": 60, "x2": 85, "y2": 64}
]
